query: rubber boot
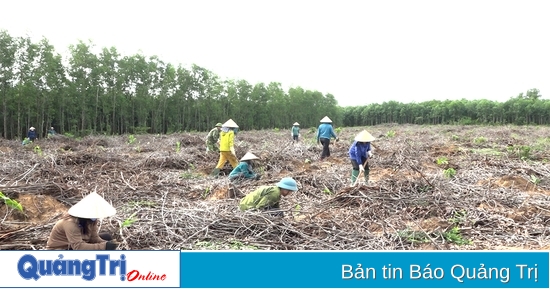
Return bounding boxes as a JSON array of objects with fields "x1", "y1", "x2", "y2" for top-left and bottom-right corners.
[
  {"x1": 210, "y1": 168, "x2": 220, "y2": 177},
  {"x1": 364, "y1": 168, "x2": 370, "y2": 183},
  {"x1": 351, "y1": 169, "x2": 359, "y2": 185}
]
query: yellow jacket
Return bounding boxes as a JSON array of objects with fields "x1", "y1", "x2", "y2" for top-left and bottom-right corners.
[{"x1": 219, "y1": 130, "x2": 235, "y2": 151}]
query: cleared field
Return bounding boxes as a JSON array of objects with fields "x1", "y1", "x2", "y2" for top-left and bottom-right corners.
[{"x1": 1, "y1": 124, "x2": 550, "y2": 250}]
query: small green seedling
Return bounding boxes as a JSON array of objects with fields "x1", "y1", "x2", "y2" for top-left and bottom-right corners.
[
  {"x1": 121, "y1": 212, "x2": 138, "y2": 228},
  {"x1": 0, "y1": 192, "x2": 23, "y2": 212},
  {"x1": 443, "y1": 168, "x2": 456, "y2": 178}
]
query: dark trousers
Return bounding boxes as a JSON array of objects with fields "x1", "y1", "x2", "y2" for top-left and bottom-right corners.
[
  {"x1": 292, "y1": 135, "x2": 298, "y2": 141},
  {"x1": 351, "y1": 159, "x2": 369, "y2": 171},
  {"x1": 99, "y1": 232, "x2": 113, "y2": 241},
  {"x1": 320, "y1": 138, "x2": 331, "y2": 159}
]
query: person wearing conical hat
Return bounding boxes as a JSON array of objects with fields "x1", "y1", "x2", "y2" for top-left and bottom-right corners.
[
  {"x1": 239, "y1": 177, "x2": 299, "y2": 217},
  {"x1": 206, "y1": 122, "x2": 223, "y2": 153},
  {"x1": 47, "y1": 126, "x2": 57, "y2": 137},
  {"x1": 316, "y1": 116, "x2": 338, "y2": 160},
  {"x1": 291, "y1": 122, "x2": 300, "y2": 142},
  {"x1": 46, "y1": 192, "x2": 119, "y2": 250},
  {"x1": 27, "y1": 126, "x2": 37, "y2": 142},
  {"x1": 349, "y1": 130, "x2": 375, "y2": 185},
  {"x1": 211, "y1": 119, "x2": 239, "y2": 176},
  {"x1": 229, "y1": 152, "x2": 261, "y2": 183}
]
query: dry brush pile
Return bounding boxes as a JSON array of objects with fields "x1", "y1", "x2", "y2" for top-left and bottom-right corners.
[{"x1": 1, "y1": 124, "x2": 550, "y2": 250}]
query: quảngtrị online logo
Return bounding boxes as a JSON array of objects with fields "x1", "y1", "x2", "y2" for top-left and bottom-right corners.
[{"x1": 17, "y1": 254, "x2": 167, "y2": 282}]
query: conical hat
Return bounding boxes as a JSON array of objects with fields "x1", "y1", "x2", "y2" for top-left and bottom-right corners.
[
  {"x1": 355, "y1": 130, "x2": 376, "y2": 142},
  {"x1": 241, "y1": 152, "x2": 259, "y2": 161},
  {"x1": 67, "y1": 192, "x2": 116, "y2": 219},
  {"x1": 222, "y1": 119, "x2": 239, "y2": 128},
  {"x1": 293, "y1": 122, "x2": 299, "y2": 126},
  {"x1": 320, "y1": 116, "x2": 332, "y2": 123}
]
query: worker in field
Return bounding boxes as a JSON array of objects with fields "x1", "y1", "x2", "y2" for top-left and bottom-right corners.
[
  {"x1": 211, "y1": 119, "x2": 239, "y2": 176},
  {"x1": 229, "y1": 152, "x2": 261, "y2": 183},
  {"x1": 316, "y1": 116, "x2": 338, "y2": 160},
  {"x1": 239, "y1": 177, "x2": 298, "y2": 216},
  {"x1": 349, "y1": 130, "x2": 375, "y2": 185},
  {"x1": 47, "y1": 126, "x2": 57, "y2": 137},
  {"x1": 291, "y1": 122, "x2": 300, "y2": 142},
  {"x1": 205, "y1": 122, "x2": 223, "y2": 153},
  {"x1": 27, "y1": 127, "x2": 37, "y2": 142},
  {"x1": 46, "y1": 192, "x2": 119, "y2": 250}
]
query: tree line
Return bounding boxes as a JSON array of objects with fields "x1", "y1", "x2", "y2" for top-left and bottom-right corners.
[
  {"x1": 342, "y1": 88, "x2": 548, "y2": 127},
  {"x1": 0, "y1": 30, "x2": 339, "y2": 139},
  {"x1": 0, "y1": 30, "x2": 547, "y2": 140}
]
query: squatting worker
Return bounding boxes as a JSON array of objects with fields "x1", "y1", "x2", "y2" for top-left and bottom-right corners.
[
  {"x1": 46, "y1": 192, "x2": 119, "y2": 250},
  {"x1": 239, "y1": 177, "x2": 298, "y2": 216}
]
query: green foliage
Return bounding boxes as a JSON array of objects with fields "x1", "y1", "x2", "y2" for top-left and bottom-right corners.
[
  {"x1": 127, "y1": 135, "x2": 136, "y2": 145},
  {"x1": 529, "y1": 175, "x2": 541, "y2": 185},
  {"x1": 33, "y1": 146, "x2": 43, "y2": 156},
  {"x1": 443, "y1": 168, "x2": 456, "y2": 178},
  {"x1": 473, "y1": 136, "x2": 487, "y2": 144},
  {"x1": 0, "y1": 192, "x2": 23, "y2": 212},
  {"x1": 194, "y1": 240, "x2": 258, "y2": 250},
  {"x1": 322, "y1": 186, "x2": 332, "y2": 195},
  {"x1": 175, "y1": 141, "x2": 181, "y2": 153},
  {"x1": 309, "y1": 127, "x2": 316, "y2": 134},
  {"x1": 436, "y1": 156, "x2": 448, "y2": 165},
  {"x1": 385, "y1": 130, "x2": 396, "y2": 137},
  {"x1": 121, "y1": 212, "x2": 138, "y2": 228},
  {"x1": 397, "y1": 229, "x2": 429, "y2": 244},
  {"x1": 507, "y1": 145, "x2": 532, "y2": 160},
  {"x1": 449, "y1": 209, "x2": 467, "y2": 225},
  {"x1": 128, "y1": 200, "x2": 156, "y2": 207},
  {"x1": 273, "y1": 128, "x2": 279, "y2": 132},
  {"x1": 202, "y1": 187, "x2": 211, "y2": 199},
  {"x1": 1, "y1": 30, "x2": 548, "y2": 138},
  {"x1": 181, "y1": 163, "x2": 201, "y2": 179},
  {"x1": 334, "y1": 127, "x2": 342, "y2": 134},
  {"x1": 470, "y1": 148, "x2": 501, "y2": 156},
  {"x1": 132, "y1": 126, "x2": 150, "y2": 135},
  {"x1": 451, "y1": 135, "x2": 460, "y2": 141},
  {"x1": 443, "y1": 227, "x2": 472, "y2": 245}
]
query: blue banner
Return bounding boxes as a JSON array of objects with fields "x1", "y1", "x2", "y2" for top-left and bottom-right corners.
[{"x1": 179, "y1": 251, "x2": 549, "y2": 288}]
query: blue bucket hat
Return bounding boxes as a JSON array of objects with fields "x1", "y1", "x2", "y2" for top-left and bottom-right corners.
[{"x1": 276, "y1": 177, "x2": 298, "y2": 191}]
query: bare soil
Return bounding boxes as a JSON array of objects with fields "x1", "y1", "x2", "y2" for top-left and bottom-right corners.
[{"x1": 1, "y1": 124, "x2": 549, "y2": 250}]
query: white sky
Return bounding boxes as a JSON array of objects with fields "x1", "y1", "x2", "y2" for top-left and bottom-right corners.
[{"x1": 1, "y1": 0, "x2": 549, "y2": 107}]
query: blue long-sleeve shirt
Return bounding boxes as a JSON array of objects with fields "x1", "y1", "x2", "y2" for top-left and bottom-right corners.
[
  {"x1": 348, "y1": 141, "x2": 371, "y2": 164},
  {"x1": 229, "y1": 161, "x2": 257, "y2": 179},
  {"x1": 316, "y1": 123, "x2": 337, "y2": 141}
]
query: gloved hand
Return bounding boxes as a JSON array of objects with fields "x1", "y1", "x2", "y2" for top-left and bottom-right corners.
[
  {"x1": 359, "y1": 165, "x2": 365, "y2": 172},
  {"x1": 291, "y1": 133, "x2": 293, "y2": 137},
  {"x1": 368, "y1": 151, "x2": 374, "y2": 158},
  {"x1": 105, "y1": 241, "x2": 119, "y2": 250},
  {"x1": 230, "y1": 147, "x2": 236, "y2": 156}
]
